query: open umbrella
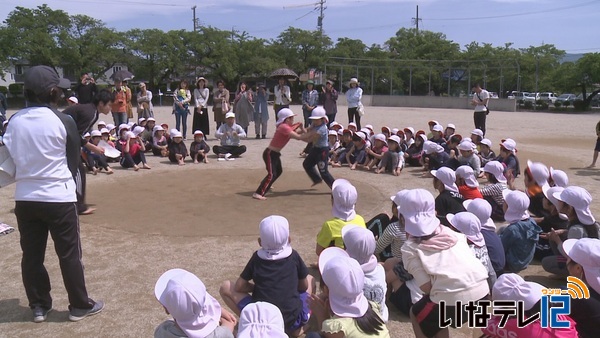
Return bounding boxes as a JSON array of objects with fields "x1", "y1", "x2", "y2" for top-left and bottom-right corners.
[
  {"x1": 110, "y1": 69, "x2": 135, "y2": 81},
  {"x1": 269, "y1": 68, "x2": 298, "y2": 79}
]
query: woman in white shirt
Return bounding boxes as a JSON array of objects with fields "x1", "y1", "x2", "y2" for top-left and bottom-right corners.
[
  {"x1": 193, "y1": 77, "x2": 210, "y2": 136},
  {"x1": 273, "y1": 78, "x2": 291, "y2": 115},
  {"x1": 345, "y1": 78, "x2": 363, "y2": 130}
]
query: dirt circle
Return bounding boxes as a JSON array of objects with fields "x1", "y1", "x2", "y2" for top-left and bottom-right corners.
[{"x1": 86, "y1": 169, "x2": 386, "y2": 237}]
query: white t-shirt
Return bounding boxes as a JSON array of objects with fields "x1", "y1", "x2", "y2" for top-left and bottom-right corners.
[
  {"x1": 474, "y1": 89, "x2": 490, "y2": 112},
  {"x1": 363, "y1": 264, "x2": 389, "y2": 322},
  {"x1": 4, "y1": 106, "x2": 77, "y2": 202}
]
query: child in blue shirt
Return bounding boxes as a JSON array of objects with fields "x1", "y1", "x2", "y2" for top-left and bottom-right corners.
[
  {"x1": 499, "y1": 190, "x2": 542, "y2": 272},
  {"x1": 302, "y1": 107, "x2": 335, "y2": 188}
]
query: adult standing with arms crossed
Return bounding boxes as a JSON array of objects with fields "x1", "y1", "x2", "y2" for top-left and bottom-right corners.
[
  {"x1": 471, "y1": 83, "x2": 490, "y2": 136},
  {"x1": 346, "y1": 78, "x2": 363, "y2": 130},
  {"x1": 274, "y1": 78, "x2": 291, "y2": 115},
  {"x1": 193, "y1": 77, "x2": 210, "y2": 137},
  {"x1": 322, "y1": 80, "x2": 338, "y2": 127},
  {"x1": 3, "y1": 66, "x2": 104, "y2": 323}
]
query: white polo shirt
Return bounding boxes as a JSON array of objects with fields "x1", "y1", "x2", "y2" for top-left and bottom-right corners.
[{"x1": 4, "y1": 106, "x2": 77, "y2": 202}]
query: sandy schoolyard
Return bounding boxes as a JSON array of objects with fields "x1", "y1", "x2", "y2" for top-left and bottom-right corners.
[{"x1": 0, "y1": 104, "x2": 599, "y2": 338}]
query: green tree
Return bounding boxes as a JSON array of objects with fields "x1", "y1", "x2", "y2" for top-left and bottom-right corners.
[
  {"x1": 271, "y1": 27, "x2": 332, "y2": 74},
  {"x1": 573, "y1": 53, "x2": 600, "y2": 109}
]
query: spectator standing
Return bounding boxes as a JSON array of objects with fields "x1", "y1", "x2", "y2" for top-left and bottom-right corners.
[
  {"x1": 301, "y1": 80, "x2": 319, "y2": 128},
  {"x1": 192, "y1": 77, "x2": 210, "y2": 137},
  {"x1": 3, "y1": 65, "x2": 103, "y2": 323},
  {"x1": 346, "y1": 78, "x2": 363, "y2": 130},
  {"x1": 321, "y1": 80, "x2": 338, "y2": 127},
  {"x1": 253, "y1": 84, "x2": 269, "y2": 139},
  {"x1": 73, "y1": 72, "x2": 97, "y2": 104},
  {"x1": 111, "y1": 79, "x2": 130, "y2": 126},
  {"x1": 212, "y1": 80, "x2": 230, "y2": 130},
  {"x1": 471, "y1": 83, "x2": 490, "y2": 136},
  {"x1": 588, "y1": 118, "x2": 600, "y2": 168},
  {"x1": 274, "y1": 78, "x2": 291, "y2": 114}
]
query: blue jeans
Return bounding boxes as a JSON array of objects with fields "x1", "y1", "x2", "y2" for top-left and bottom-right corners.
[
  {"x1": 112, "y1": 112, "x2": 127, "y2": 127},
  {"x1": 175, "y1": 111, "x2": 189, "y2": 138}
]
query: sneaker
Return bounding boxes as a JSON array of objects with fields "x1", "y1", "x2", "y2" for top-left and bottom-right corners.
[
  {"x1": 224, "y1": 153, "x2": 232, "y2": 160},
  {"x1": 69, "y1": 300, "x2": 104, "y2": 322},
  {"x1": 32, "y1": 306, "x2": 52, "y2": 323},
  {"x1": 217, "y1": 158, "x2": 226, "y2": 162}
]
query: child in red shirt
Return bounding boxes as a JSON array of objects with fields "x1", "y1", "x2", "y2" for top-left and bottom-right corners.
[{"x1": 456, "y1": 165, "x2": 483, "y2": 200}]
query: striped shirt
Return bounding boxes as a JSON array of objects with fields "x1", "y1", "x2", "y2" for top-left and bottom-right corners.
[
  {"x1": 480, "y1": 182, "x2": 508, "y2": 207},
  {"x1": 375, "y1": 221, "x2": 407, "y2": 259}
]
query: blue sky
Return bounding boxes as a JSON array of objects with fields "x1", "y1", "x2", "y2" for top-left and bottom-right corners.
[{"x1": 2, "y1": 0, "x2": 599, "y2": 53}]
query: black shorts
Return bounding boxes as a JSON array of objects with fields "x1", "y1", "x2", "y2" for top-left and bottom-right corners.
[
  {"x1": 595, "y1": 137, "x2": 600, "y2": 152},
  {"x1": 411, "y1": 295, "x2": 474, "y2": 338},
  {"x1": 389, "y1": 283, "x2": 413, "y2": 317}
]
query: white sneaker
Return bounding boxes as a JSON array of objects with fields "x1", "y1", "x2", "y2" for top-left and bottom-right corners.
[
  {"x1": 224, "y1": 153, "x2": 232, "y2": 160},
  {"x1": 217, "y1": 158, "x2": 226, "y2": 161},
  {"x1": 227, "y1": 157, "x2": 235, "y2": 161}
]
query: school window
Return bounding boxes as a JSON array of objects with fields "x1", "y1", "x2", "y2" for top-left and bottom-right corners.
[
  {"x1": 15, "y1": 65, "x2": 24, "y2": 75},
  {"x1": 112, "y1": 66, "x2": 122, "y2": 74}
]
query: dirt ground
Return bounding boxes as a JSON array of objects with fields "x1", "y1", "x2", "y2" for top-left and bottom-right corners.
[{"x1": 0, "y1": 104, "x2": 599, "y2": 338}]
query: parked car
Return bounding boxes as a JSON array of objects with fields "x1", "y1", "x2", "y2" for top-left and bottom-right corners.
[
  {"x1": 523, "y1": 92, "x2": 539, "y2": 103},
  {"x1": 510, "y1": 91, "x2": 529, "y2": 100},
  {"x1": 556, "y1": 93, "x2": 576, "y2": 104},
  {"x1": 539, "y1": 92, "x2": 557, "y2": 103},
  {"x1": 489, "y1": 92, "x2": 499, "y2": 99}
]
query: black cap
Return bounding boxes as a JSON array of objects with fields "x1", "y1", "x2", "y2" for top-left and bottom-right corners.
[{"x1": 24, "y1": 66, "x2": 71, "y2": 96}]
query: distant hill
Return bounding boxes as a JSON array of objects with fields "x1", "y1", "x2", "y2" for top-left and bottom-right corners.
[{"x1": 560, "y1": 53, "x2": 584, "y2": 63}]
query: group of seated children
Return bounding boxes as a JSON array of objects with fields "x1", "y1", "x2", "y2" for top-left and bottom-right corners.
[
  {"x1": 151, "y1": 174, "x2": 599, "y2": 337},
  {"x1": 82, "y1": 117, "x2": 214, "y2": 172}
]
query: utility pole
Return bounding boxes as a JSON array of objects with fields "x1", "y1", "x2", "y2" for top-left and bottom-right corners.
[
  {"x1": 191, "y1": 6, "x2": 197, "y2": 31},
  {"x1": 412, "y1": 5, "x2": 422, "y2": 34},
  {"x1": 317, "y1": 0, "x2": 326, "y2": 36}
]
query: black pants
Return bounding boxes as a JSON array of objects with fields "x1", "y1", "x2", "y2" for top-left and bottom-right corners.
[
  {"x1": 302, "y1": 146, "x2": 335, "y2": 188},
  {"x1": 120, "y1": 151, "x2": 147, "y2": 168},
  {"x1": 16, "y1": 201, "x2": 93, "y2": 310},
  {"x1": 347, "y1": 107, "x2": 361, "y2": 130},
  {"x1": 75, "y1": 161, "x2": 87, "y2": 213},
  {"x1": 193, "y1": 107, "x2": 210, "y2": 136},
  {"x1": 473, "y1": 111, "x2": 487, "y2": 136},
  {"x1": 326, "y1": 114, "x2": 336, "y2": 127},
  {"x1": 88, "y1": 154, "x2": 110, "y2": 171},
  {"x1": 255, "y1": 148, "x2": 282, "y2": 196},
  {"x1": 212, "y1": 145, "x2": 247, "y2": 157}
]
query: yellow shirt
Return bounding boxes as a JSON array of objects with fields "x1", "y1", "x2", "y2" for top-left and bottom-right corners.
[
  {"x1": 322, "y1": 302, "x2": 390, "y2": 338},
  {"x1": 316, "y1": 215, "x2": 366, "y2": 249}
]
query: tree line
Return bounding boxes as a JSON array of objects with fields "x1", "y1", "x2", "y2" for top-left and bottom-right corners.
[{"x1": 0, "y1": 5, "x2": 598, "y2": 107}]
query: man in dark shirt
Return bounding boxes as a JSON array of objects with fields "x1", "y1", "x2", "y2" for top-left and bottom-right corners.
[
  {"x1": 62, "y1": 89, "x2": 114, "y2": 215},
  {"x1": 73, "y1": 73, "x2": 97, "y2": 104}
]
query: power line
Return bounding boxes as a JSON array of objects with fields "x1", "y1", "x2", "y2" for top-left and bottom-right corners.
[{"x1": 425, "y1": 0, "x2": 599, "y2": 21}]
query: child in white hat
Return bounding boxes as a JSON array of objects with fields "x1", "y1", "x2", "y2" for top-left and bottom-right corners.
[
  {"x1": 375, "y1": 135, "x2": 404, "y2": 176},
  {"x1": 315, "y1": 179, "x2": 366, "y2": 256},
  {"x1": 365, "y1": 133, "x2": 388, "y2": 170},
  {"x1": 541, "y1": 186, "x2": 600, "y2": 277},
  {"x1": 549, "y1": 167, "x2": 568, "y2": 187},
  {"x1": 167, "y1": 131, "x2": 188, "y2": 166},
  {"x1": 404, "y1": 133, "x2": 426, "y2": 167},
  {"x1": 477, "y1": 138, "x2": 496, "y2": 174},
  {"x1": 333, "y1": 131, "x2": 368, "y2": 170},
  {"x1": 534, "y1": 186, "x2": 569, "y2": 262},
  {"x1": 430, "y1": 167, "x2": 465, "y2": 226},
  {"x1": 455, "y1": 165, "x2": 483, "y2": 200},
  {"x1": 303, "y1": 107, "x2": 335, "y2": 187},
  {"x1": 480, "y1": 160, "x2": 509, "y2": 221},
  {"x1": 524, "y1": 160, "x2": 550, "y2": 217},
  {"x1": 308, "y1": 248, "x2": 390, "y2": 337},
  {"x1": 219, "y1": 215, "x2": 313, "y2": 337},
  {"x1": 499, "y1": 190, "x2": 542, "y2": 272},
  {"x1": 152, "y1": 126, "x2": 169, "y2": 157},
  {"x1": 154, "y1": 268, "x2": 236, "y2": 338},
  {"x1": 341, "y1": 225, "x2": 389, "y2": 322},
  {"x1": 482, "y1": 273, "x2": 578, "y2": 337},
  {"x1": 190, "y1": 130, "x2": 210, "y2": 164},
  {"x1": 422, "y1": 140, "x2": 450, "y2": 172},
  {"x1": 446, "y1": 212, "x2": 497, "y2": 289},
  {"x1": 457, "y1": 140, "x2": 481, "y2": 174},
  {"x1": 399, "y1": 189, "x2": 489, "y2": 338},
  {"x1": 562, "y1": 238, "x2": 600, "y2": 337},
  {"x1": 463, "y1": 198, "x2": 506, "y2": 276},
  {"x1": 498, "y1": 138, "x2": 521, "y2": 179},
  {"x1": 237, "y1": 302, "x2": 287, "y2": 338},
  {"x1": 119, "y1": 131, "x2": 151, "y2": 170}
]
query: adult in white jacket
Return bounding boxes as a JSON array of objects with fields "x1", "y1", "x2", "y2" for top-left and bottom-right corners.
[{"x1": 345, "y1": 78, "x2": 363, "y2": 130}]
